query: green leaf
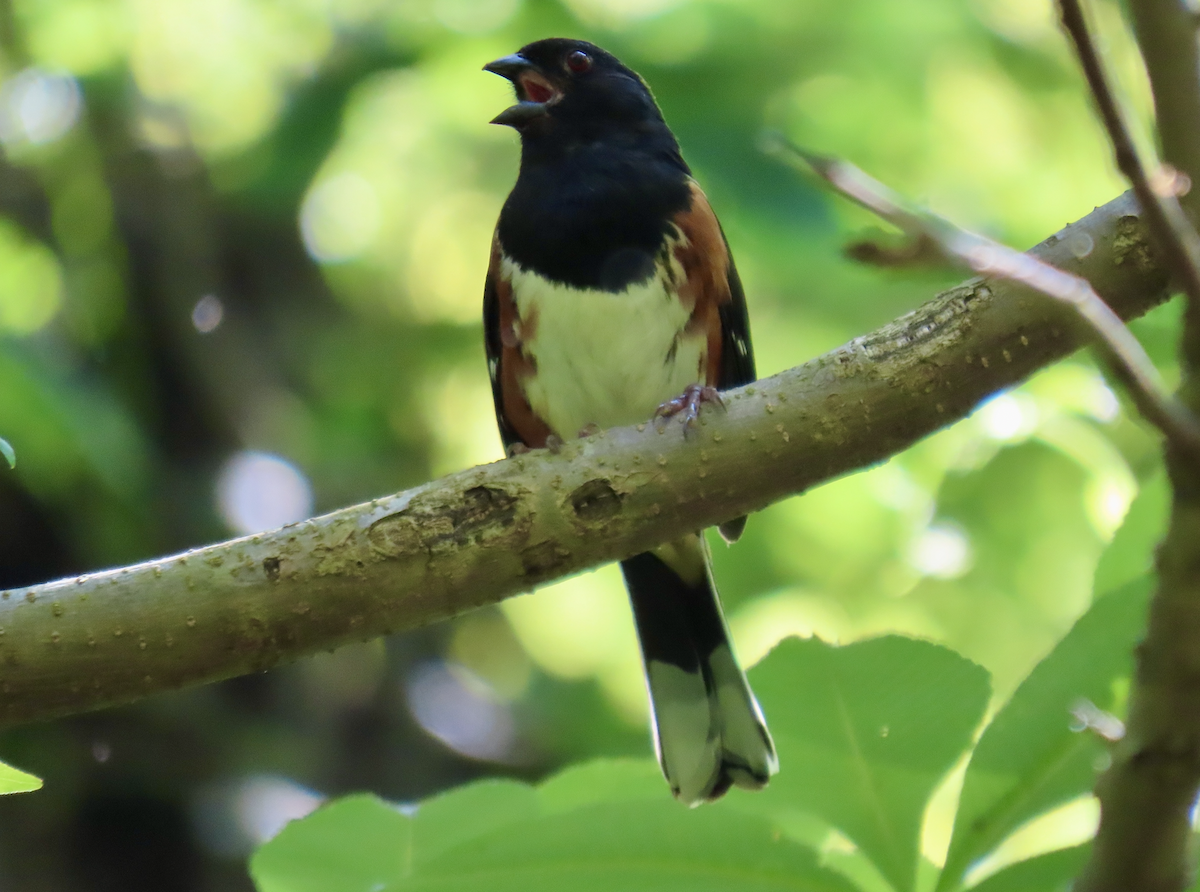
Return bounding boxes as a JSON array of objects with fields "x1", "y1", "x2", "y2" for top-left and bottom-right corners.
[
  {"x1": 253, "y1": 765, "x2": 856, "y2": 892},
  {"x1": 536, "y1": 758, "x2": 665, "y2": 813},
  {"x1": 396, "y1": 798, "x2": 858, "y2": 892},
  {"x1": 0, "y1": 758, "x2": 41, "y2": 794},
  {"x1": 937, "y1": 579, "x2": 1151, "y2": 891},
  {"x1": 250, "y1": 794, "x2": 410, "y2": 892},
  {"x1": 0, "y1": 436, "x2": 13, "y2": 468},
  {"x1": 745, "y1": 636, "x2": 991, "y2": 892},
  {"x1": 412, "y1": 779, "x2": 539, "y2": 867},
  {"x1": 967, "y1": 845, "x2": 1089, "y2": 892},
  {"x1": 1093, "y1": 470, "x2": 1167, "y2": 596}
]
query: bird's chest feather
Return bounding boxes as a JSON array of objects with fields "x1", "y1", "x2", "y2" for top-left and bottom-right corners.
[{"x1": 503, "y1": 254, "x2": 706, "y2": 438}]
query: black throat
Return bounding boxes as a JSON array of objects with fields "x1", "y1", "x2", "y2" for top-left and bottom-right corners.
[{"x1": 497, "y1": 123, "x2": 693, "y2": 292}]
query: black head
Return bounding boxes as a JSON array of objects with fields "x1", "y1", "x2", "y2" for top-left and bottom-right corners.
[{"x1": 484, "y1": 39, "x2": 668, "y2": 144}]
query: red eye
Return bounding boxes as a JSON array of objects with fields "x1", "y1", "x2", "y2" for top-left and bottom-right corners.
[{"x1": 566, "y1": 50, "x2": 592, "y2": 73}]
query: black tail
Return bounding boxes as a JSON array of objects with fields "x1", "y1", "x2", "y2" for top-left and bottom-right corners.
[{"x1": 620, "y1": 534, "x2": 777, "y2": 805}]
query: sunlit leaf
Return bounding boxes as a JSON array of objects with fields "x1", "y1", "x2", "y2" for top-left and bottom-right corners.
[
  {"x1": 394, "y1": 798, "x2": 856, "y2": 892},
  {"x1": 745, "y1": 636, "x2": 991, "y2": 892},
  {"x1": 252, "y1": 765, "x2": 856, "y2": 892},
  {"x1": 937, "y1": 579, "x2": 1150, "y2": 891},
  {"x1": 1093, "y1": 469, "x2": 1167, "y2": 595},
  {"x1": 967, "y1": 844, "x2": 1089, "y2": 892},
  {"x1": 0, "y1": 758, "x2": 41, "y2": 794}
]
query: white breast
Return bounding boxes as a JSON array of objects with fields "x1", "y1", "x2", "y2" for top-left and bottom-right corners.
[{"x1": 503, "y1": 256, "x2": 706, "y2": 439}]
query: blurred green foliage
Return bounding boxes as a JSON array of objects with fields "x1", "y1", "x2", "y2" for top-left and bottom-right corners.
[{"x1": 0, "y1": 0, "x2": 1175, "y2": 888}]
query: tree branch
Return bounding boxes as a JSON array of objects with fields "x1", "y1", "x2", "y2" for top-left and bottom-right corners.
[
  {"x1": 0, "y1": 191, "x2": 1168, "y2": 728},
  {"x1": 769, "y1": 137, "x2": 1200, "y2": 458},
  {"x1": 1076, "y1": 2, "x2": 1200, "y2": 890}
]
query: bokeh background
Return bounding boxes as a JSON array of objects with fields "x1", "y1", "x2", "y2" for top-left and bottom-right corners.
[{"x1": 0, "y1": 0, "x2": 1174, "y2": 888}]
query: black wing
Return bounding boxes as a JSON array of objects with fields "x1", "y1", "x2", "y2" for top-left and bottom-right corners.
[{"x1": 717, "y1": 250, "x2": 756, "y2": 390}]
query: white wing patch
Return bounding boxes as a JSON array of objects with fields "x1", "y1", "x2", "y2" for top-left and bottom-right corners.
[{"x1": 502, "y1": 244, "x2": 705, "y2": 438}]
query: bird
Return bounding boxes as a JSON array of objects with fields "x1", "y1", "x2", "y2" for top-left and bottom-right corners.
[{"x1": 482, "y1": 38, "x2": 776, "y2": 805}]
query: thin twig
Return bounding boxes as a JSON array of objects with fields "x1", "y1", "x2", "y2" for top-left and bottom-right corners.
[
  {"x1": 765, "y1": 135, "x2": 1200, "y2": 458},
  {"x1": 1058, "y1": 0, "x2": 1200, "y2": 306}
]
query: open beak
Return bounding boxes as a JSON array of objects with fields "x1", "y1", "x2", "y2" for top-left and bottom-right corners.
[
  {"x1": 483, "y1": 53, "x2": 532, "y2": 80},
  {"x1": 484, "y1": 53, "x2": 559, "y2": 128}
]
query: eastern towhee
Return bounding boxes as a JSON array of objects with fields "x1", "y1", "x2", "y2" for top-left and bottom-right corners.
[{"x1": 483, "y1": 38, "x2": 776, "y2": 805}]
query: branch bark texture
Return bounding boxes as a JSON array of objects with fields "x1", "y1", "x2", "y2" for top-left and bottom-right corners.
[
  {"x1": 1080, "y1": 2, "x2": 1200, "y2": 889},
  {"x1": 0, "y1": 192, "x2": 1167, "y2": 727}
]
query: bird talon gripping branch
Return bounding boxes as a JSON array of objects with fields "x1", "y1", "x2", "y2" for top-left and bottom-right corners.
[{"x1": 654, "y1": 384, "x2": 726, "y2": 433}]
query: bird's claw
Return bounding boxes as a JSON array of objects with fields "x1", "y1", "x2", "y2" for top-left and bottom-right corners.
[{"x1": 654, "y1": 384, "x2": 724, "y2": 435}]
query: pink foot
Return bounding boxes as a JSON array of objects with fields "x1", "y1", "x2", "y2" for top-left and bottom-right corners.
[{"x1": 654, "y1": 384, "x2": 725, "y2": 433}]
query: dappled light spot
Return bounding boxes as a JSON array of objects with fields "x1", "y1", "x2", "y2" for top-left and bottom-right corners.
[
  {"x1": 193, "y1": 775, "x2": 323, "y2": 856},
  {"x1": 977, "y1": 391, "x2": 1037, "y2": 441},
  {"x1": 191, "y1": 294, "x2": 223, "y2": 333},
  {"x1": 1088, "y1": 383, "x2": 1120, "y2": 422},
  {"x1": 1086, "y1": 475, "x2": 1135, "y2": 539},
  {"x1": 406, "y1": 660, "x2": 516, "y2": 762},
  {"x1": 216, "y1": 451, "x2": 313, "y2": 535},
  {"x1": 300, "y1": 172, "x2": 381, "y2": 264},
  {"x1": 0, "y1": 68, "x2": 81, "y2": 148},
  {"x1": 129, "y1": 0, "x2": 334, "y2": 153},
  {"x1": 235, "y1": 777, "x2": 323, "y2": 847},
  {"x1": 0, "y1": 220, "x2": 64, "y2": 334},
  {"x1": 907, "y1": 522, "x2": 973, "y2": 579}
]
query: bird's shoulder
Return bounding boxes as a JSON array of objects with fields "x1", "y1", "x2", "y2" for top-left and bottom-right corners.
[{"x1": 667, "y1": 182, "x2": 756, "y2": 390}]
